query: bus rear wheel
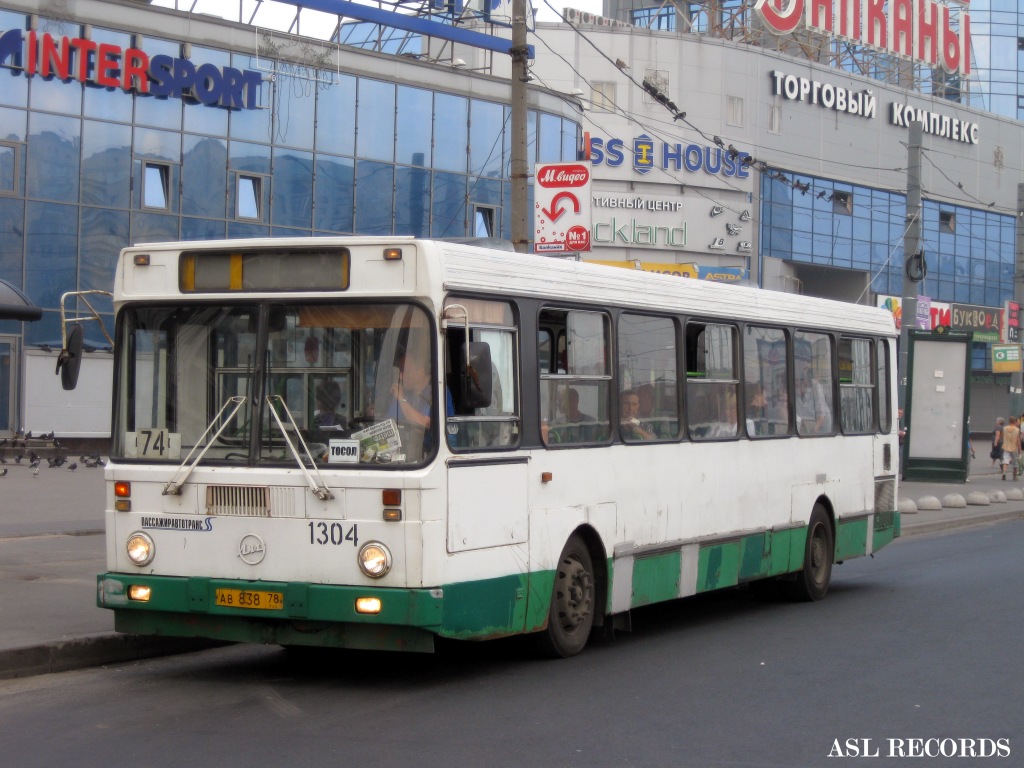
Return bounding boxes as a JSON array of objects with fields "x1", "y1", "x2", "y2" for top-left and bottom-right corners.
[
  {"x1": 536, "y1": 535, "x2": 595, "y2": 658},
  {"x1": 786, "y1": 504, "x2": 833, "y2": 602}
]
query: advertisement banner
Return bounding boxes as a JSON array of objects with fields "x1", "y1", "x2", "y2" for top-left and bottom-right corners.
[
  {"x1": 585, "y1": 259, "x2": 747, "y2": 281},
  {"x1": 1004, "y1": 300, "x2": 1021, "y2": 343},
  {"x1": 950, "y1": 303, "x2": 1001, "y2": 342},
  {"x1": 992, "y1": 344, "x2": 1022, "y2": 373},
  {"x1": 877, "y1": 295, "x2": 951, "y2": 332},
  {"x1": 534, "y1": 163, "x2": 592, "y2": 254}
]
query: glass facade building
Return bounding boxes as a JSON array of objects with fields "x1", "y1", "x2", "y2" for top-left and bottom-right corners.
[
  {"x1": 0, "y1": 7, "x2": 580, "y2": 349},
  {"x1": 967, "y1": 0, "x2": 1024, "y2": 120},
  {"x1": 761, "y1": 173, "x2": 1016, "y2": 307}
]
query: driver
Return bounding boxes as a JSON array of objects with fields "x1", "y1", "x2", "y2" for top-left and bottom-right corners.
[{"x1": 388, "y1": 353, "x2": 431, "y2": 429}]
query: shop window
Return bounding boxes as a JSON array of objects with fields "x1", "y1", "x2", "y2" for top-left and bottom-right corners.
[
  {"x1": 0, "y1": 142, "x2": 16, "y2": 194},
  {"x1": 832, "y1": 191, "x2": 852, "y2": 215},
  {"x1": 631, "y1": 9, "x2": 675, "y2": 31},
  {"x1": 727, "y1": 95, "x2": 744, "y2": 127},
  {"x1": 143, "y1": 162, "x2": 170, "y2": 210},
  {"x1": 591, "y1": 82, "x2": 616, "y2": 112},
  {"x1": 236, "y1": 174, "x2": 263, "y2": 221},
  {"x1": 473, "y1": 206, "x2": 496, "y2": 237}
]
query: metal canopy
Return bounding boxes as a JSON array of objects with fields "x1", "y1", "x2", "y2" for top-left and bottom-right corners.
[{"x1": 0, "y1": 278, "x2": 42, "y2": 322}]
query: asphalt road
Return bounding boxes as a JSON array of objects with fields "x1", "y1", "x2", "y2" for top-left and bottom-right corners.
[{"x1": 0, "y1": 521, "x2": 1020, "y2": 768}]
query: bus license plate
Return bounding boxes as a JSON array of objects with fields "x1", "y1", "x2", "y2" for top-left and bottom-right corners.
[{"x1": 215, "y1": 588, "x2": 284, "y2": 610}]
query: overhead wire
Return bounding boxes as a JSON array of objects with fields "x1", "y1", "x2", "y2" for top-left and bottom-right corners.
[{"x1": 529, "y1": 3, "x2": 1014, "y2": 300}]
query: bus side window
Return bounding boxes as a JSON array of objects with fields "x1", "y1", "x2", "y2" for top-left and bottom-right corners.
[
  {"x1": 743, "y1": 325, "x2": 790, "y2": 437},
  {"x1": 838, "y1": 337, "x2": 874, "y2": 434},
  {"x1": 443, "y1": 298, "x2": 519, "y2": 450},
  {"x1": 794, "y1": 330, "x2": 835, "y2": 436},
  {"x1": 617, "y1": 313, "x2": 679, "y2": 441},
  {"x1": 539, "y1": 308, "x2": 611, "y2": 446},
  {"x1": 686, "y1": 322, "x2": 739, "y2": 440}
]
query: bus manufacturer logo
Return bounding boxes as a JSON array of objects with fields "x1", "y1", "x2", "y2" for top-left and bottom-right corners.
[{"x1": 238, "y1": 533, "x2": 267, "y2": 565}]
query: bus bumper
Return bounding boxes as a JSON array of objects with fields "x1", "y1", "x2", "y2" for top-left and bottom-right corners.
[{"x1": 97, "y1": 573, "x2": 444, "y2": 652}]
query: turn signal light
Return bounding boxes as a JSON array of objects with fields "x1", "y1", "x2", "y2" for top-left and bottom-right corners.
[{"x1": 383, "y1": 248, "x2": 402, "y2": 261}]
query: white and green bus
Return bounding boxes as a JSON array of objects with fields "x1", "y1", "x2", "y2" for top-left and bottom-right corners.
[{"x1": 92, "y1": 237, "x2": 899, "y2": 657}]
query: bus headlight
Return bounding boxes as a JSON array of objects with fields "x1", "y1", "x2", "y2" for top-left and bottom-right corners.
[
  {"x1": 358, "y1": 541, "x2": 392, "y2": 578},
  {"x1": 126, "y1": 532, "x2": 155, "y2": 567}
]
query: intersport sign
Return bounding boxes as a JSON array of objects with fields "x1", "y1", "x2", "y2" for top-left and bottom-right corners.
[
  {"x1": 0, "y1": 29, "x2": 262, "y2": 110},
  {"x1": 754, "y1": 0, "x2": 971, "y2": 76}
]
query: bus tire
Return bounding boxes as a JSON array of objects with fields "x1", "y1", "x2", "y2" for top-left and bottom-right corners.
[
  {"x1": 535, "y1": 535, "x2": 596, "y2": 658},
  {"x1": 786, "y1": 504, "x2": 833, "y2": 602}
]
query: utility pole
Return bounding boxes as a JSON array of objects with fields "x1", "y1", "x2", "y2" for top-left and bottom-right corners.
[
  {"x1": 898, "y1": 119, "x2": 923, "y2": 411},
  {"x1": 509, "y1": 0, "x2": 530, "y2": 253},
  {"x1": 1011, "y1": 182, "x2": 1024, "y2": 417}
]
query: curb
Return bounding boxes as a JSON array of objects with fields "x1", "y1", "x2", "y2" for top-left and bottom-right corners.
[
  {"x1": 0, "y1": 635, "x2": 228, "y2": 681},
  {"x1": 899, "y1": 507, "x2": 1024, "y2": 538}
]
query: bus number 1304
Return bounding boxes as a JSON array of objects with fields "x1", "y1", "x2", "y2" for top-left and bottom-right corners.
[{"x1": 308, "y1": 521, "x2": 359, "y2": 547}]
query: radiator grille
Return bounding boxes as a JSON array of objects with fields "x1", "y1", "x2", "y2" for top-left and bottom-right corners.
[{"x1": 206, "y1": 485, "x2": 271, "y2": 517}]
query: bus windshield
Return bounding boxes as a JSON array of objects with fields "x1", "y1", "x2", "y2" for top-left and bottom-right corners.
[{"x1": 111, "y1": 301, "x2": 436, "y2": 467}]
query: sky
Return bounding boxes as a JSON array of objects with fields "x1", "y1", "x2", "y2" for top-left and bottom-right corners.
[{"x1": 148, "y1": 0, "x2": 606, "y2": 32}]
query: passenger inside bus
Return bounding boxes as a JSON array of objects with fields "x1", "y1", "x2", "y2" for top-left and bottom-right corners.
[
  {"x1": 796, "y1": 369, "x2": 832, "y2": 434},
  {"x1": 620, "y1": 390, "x2": 656, "y2": 441},
  {"x1": 636, "y1": 384, "x2": 661, "y2": 438},
  {"x1": 746, "y1": 385, "x2": 768, "y2": 435},
  {"x1": 707, "y1": 391, "x2": 739, "y2": 438},
  {"x1": 547, "y1": 386, "x2": 606, "y2": 443}
]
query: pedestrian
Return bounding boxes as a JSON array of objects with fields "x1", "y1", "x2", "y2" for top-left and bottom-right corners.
[
  {"x1": 990, "y1": 417, "x2": 1004, "y2": 467},
  {"x1": 1001, "y1": 416, "x2": 1021, "y2": 481}
]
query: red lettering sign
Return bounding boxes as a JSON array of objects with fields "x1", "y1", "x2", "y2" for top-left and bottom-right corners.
[{"x1": 537, "y1": 164, "x2": 590, "y2": 188}]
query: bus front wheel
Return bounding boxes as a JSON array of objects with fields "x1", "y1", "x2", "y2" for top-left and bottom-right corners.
[
  {"x1": 786, "y1": 504, "x2": 834, "y2": 602},
  {"x1": 536, "y1": 535, "x2": 595, "y2": 658}
]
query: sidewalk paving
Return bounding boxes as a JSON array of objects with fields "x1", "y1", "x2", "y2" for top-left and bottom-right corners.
[{"x1": 1, "y1": 455, "x2": 1022, "y2": 679}]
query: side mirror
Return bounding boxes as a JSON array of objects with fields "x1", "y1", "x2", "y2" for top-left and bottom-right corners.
[
  {"x1": 459, "y1": 341, "x2": 492, "y2": 410},
  {"x1": 56, "y1": 322, "x2": 84, "y2": 390}
]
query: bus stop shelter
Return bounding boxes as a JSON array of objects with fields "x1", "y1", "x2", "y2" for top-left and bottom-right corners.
[{"x1": 0, "y1": 278, "x2": 41, "y2": 322}]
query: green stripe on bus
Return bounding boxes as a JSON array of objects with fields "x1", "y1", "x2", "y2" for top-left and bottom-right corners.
[
  {"x1": 835, "y1": 517, "x2": 869, "y2": 560},
  {"x1": 698, "y1": 540, "x2": 741, "y2": 592},
  {"x1": 632, "y1": 550, "x2": 682, "y2": 607},
  {"x1": 440, "y1": 573, "x2": 532, "y2": 639}
]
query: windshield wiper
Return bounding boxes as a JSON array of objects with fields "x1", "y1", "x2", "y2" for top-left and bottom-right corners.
[
  {"x1": 266, "y1": 395, "x2": 335, "y2": 501},
  {"x1": 163, "y1": 395, "x2": 248, "y2": 496}
]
